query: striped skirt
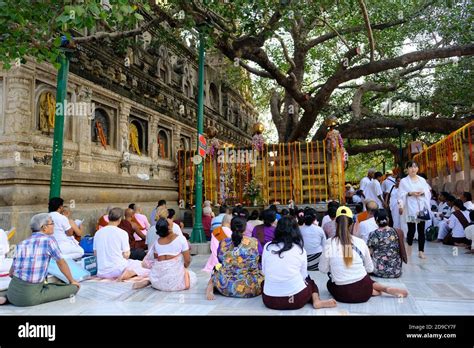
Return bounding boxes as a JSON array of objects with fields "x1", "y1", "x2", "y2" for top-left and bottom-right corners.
[{"x1": 307, "y1": 252, "x2": 322, "y2": 271}]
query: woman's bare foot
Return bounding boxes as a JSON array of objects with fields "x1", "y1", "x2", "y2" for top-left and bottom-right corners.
[
  {"x1": 118, "y1": 269, "x2": 136, "y2": 281},
  {"x1": 206, "y1": 281, "x2": 216, "y2": 300},
  {"x1": 132, "y1": 279, "x2": 151, "y2": 290},
  {"x1": 454, "y1": 243, "x2": 468, "y2": 248},
  {"x1": 372, "y1": 289, "x2": 382, "y2": 296},
  {"x1": 418, "y1": 251, "x2": 426, "y2": 259},
  {"x1": 206, "y1": 288, "x2": 215, "y2": 300},
  {"x1": 0, "y1": 296, "x2": 7, "y2": 305},
  {"x1": 386, "y1": 287, "x2": 408, "y2": 298},
  {"x1": 313, "y1": 299, "x2": 337, "y2": 309}
]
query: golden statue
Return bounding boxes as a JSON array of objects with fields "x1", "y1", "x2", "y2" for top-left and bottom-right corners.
[
  {"x1": 39, "y1": 92, "x2": 56, "y2": 132},
  {"x1": 129, "y1": 123, "x2": 141, "y2": 155}
]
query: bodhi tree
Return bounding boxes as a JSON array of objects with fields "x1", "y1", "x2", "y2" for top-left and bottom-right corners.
[{"x1": 1, "y1": 0, "x2": 472, "y2": 148}]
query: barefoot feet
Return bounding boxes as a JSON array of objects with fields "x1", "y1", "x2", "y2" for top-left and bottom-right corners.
[
  {"x1": 132, "y1": 279, "x2": 151, "y2": 290},
  {"x1": 313, "y1": 299, "x2": 337, "y2": 309},
  {"x1": 118, "y1": 269, "x2": 136, "y2": 281},
  {"x1": 0, "y1": 296, "x2": 7, "y2": 305},
  {"x1": 418, "y1": 251, "x2": 426, "y2": 259},
  {"x1": 386, "y1": 287, "x2": 408, "y2": 298}
]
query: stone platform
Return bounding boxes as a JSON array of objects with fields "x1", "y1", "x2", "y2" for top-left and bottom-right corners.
[{"x1": 0, "y1": 241, "x2": 472, "y2": 315}]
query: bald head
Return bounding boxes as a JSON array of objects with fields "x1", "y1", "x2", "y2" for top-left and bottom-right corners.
[
  {"x1": 125, "y1": 208, "x2": 134, "y2": 219},
  {"x1": 365, "y1": 200, "x2": 379, "y2": 214}
]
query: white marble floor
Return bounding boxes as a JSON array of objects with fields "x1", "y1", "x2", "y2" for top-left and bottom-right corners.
[{"x1": 1, "y1": 241, "x2": 473, "y2": 315}]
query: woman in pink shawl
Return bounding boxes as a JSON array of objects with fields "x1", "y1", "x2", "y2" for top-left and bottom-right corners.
[
  {"x1": 129, "y1": 203, "x2": 150, "y2": 243},
  {"x1": 203, "y1": 214, "x2": 232, "y2": 273}
]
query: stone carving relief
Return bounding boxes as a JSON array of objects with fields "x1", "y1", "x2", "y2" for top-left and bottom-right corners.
[
  {"x1": 7, "y1": 77, "x2": 31, "y2": 135},
  {"x1": 33, "y1": 153, "x2": 74, "y2": 168}
]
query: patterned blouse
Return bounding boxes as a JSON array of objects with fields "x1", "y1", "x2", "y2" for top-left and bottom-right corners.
[
  {"x1": 212, "y1": 236, "x2": 263, "y2": 298},
  {"x1": 367, "y1": 227, "x2": 402, "y2": 278}
]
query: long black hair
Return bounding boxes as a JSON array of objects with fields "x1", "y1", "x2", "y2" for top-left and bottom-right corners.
[
  {"x1": 266, "y1": 216, "x2": 304, "y2": 258},
  {"x1": 230, "y1": 216, "x2": 247, "y2": 247}
]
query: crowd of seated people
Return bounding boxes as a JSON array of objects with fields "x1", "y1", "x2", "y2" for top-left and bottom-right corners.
[{"x1": 2, "y1": 185, "x2": 472, "y2": 309}]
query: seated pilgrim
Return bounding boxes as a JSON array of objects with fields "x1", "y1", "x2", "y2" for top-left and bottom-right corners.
[
  {"x1": 48, "y1": 197, "x2": 84, "y2": 260},
  {"x1": 203, "y1": 214, "x2": 233, "y2": 273},
  {"x1": 206, "y1": 216, "x2": 263, "y2": 300},
  {"x1": 0, "y1": 213, "x2": 80, "y2": 307},
  {"x1": 93, "y1": 207, "x2": 149, "y2": 280},
  {"x1": 133, "y1": 218, "x2": 197, "y2": 291}
]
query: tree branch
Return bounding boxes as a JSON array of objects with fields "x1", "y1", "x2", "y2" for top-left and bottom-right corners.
[
  {"x1": 357, "y1": 0, "x2": 375, "y2": 61},
  {"x1": 275, "y1": 34, "x2": 296, "y2": 71},
  {"x1": 304, "y1": 1, "x2": 434, "y2": 51},
  {"x1": 238, "y1": 60, "x2": 272, "y2": 78},
  {"x1": 346, "y1": 143, "x2": 398, "y2": 155},
  {"x1": 351, "y1": 81, "x2": 398, "y2": 119}
]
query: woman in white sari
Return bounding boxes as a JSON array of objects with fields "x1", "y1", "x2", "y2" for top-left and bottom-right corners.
[
  {"x1": 398, "y1": 161, "x2": 431, "y2": 259},
  {"x1": 135, "y1": 218, "x2": 197, "y2": 291}
]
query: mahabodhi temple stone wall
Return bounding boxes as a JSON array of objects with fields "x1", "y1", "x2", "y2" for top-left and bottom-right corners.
[{"x1": 0, "y1": 34, "x2": 257, "y2": 243}]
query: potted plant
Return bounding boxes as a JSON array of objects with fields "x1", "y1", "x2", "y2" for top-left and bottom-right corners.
[{"x1": 244, "y1": 178, "x2": 263, "y2": 206}]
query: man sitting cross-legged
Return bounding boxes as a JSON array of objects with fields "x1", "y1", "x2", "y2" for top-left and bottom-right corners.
[
  {"x1": 93, "y1": 207, "x2": 149, "y2": 281},
  {"x1": 0, "y1": 213, "x2": 80, "y2": 306}
]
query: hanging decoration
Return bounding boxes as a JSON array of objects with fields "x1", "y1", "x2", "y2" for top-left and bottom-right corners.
[
  {"x1": 206, "y1": 126, "x2": 220, "y2": 157},
  {"x1": 324, "y1": 116, "x2": 346, "y2": 203},
  {"x1": 252, "y1": 122, "x2": 266, "y2": 151}
]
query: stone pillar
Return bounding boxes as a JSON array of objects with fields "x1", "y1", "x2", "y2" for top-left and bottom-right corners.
[
  {"x1": 75, "y1": 85, "x2": 93, "y2": 173},
  {"x1": 0, "y1": 66, "x2": 35, "y2": 168},
  {"x1": 118, "y1": 102, "x2": 131, "y2": 175},
  {"x1": 172, "y1": 124, "x2": 181, "y2": 161},
  {"x1": 149, "y1": 116, "x2": 159, "y2": 179},
  {"x1": 149, "y1": 116, "x2": 159, "y2": 161}
]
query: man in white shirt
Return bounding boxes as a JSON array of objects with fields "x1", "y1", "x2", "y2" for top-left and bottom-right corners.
[
  {"x1": 48, "y1": 197, "x2": 84, "y2": 260},
  {"x1": 435, "y1": 195, "x2": 456, "y2": 242},
  {"x1": 359, "y1": 169, "x2": 375, "y2": 200},
  {"x1": 461, "y1": 192, "x2": 474, "y2": 211},
  {"x1": 381, "y1": 170, "x2": 397, "y2": 201},
  {"x1": 94, "y1": 207, "x2": 149, "y2": 280},
  {"x1": 365, "y1": 172, "x2": 384, "y2": 209},
  {"x1": 357, "y1": 201, "x2": 379, "y2": 243}
]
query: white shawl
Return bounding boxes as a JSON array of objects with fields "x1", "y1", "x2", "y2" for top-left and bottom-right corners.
[{"x1": 397, "y1": 175, "x2": 431, "y2": 219}]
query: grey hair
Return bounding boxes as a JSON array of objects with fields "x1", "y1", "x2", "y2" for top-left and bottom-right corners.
[
  {"x1": 108, "y1": 207, "x2": 124, "y2": 222},
  {"x1": 222, "y1": 214, "x2": 233, "y2": 225},
  {"x1": 30, "y1": 213, "x2": 52, "y2": 232}
]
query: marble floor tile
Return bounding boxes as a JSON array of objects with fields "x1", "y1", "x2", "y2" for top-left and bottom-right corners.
[{"x1": 0, "y1": 241, "x2": 472, "y2": 316}]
